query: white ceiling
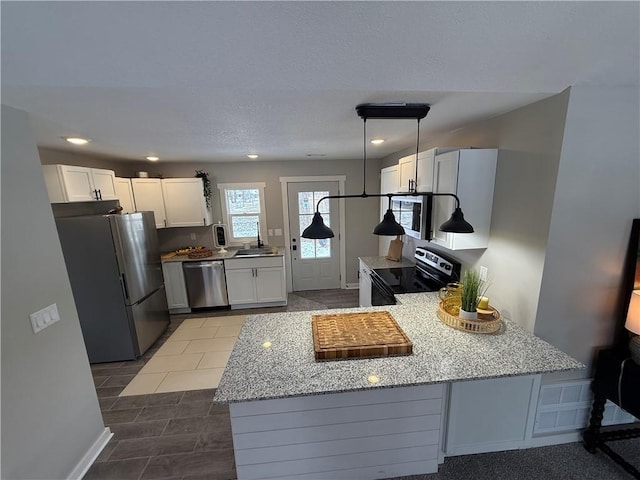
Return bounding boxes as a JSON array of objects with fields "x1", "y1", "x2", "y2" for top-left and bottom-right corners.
[{"x1": 2, "y1": 1, "x2": 638, "y2": 163}]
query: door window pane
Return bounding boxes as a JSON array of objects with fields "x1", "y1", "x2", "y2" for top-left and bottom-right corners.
[{"x1": 298, "y1": 191, "x2": 331, "y2": 259}]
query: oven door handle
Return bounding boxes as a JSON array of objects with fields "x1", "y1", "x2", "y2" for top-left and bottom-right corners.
[{"x1": 370, "y1": 271, "x2": 396, "y2": 300}]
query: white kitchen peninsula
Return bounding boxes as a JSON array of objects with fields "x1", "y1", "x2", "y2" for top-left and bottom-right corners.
[{"x1": 214, "y1": 293, "x2": 584, "y2": 480}]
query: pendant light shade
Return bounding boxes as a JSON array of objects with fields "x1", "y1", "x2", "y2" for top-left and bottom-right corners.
[
  {"x1": 373, "y1": 209, "x2": 406, "y2": 236},
  {"x1": 439, "y1": 207, "x2": 474, "y2": 233},
  {"x1": 301, "y1": 212, "x2": 335, "y2": 239}
]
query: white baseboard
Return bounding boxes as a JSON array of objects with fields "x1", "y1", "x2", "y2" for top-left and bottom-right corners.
[
  {"x1": 67, "y1": 427, "x2": 113, "y2": 480},
  {"x1": 529, "y1": 431, "x2": 582, "y2": 447},
  {"x1": 344, "y1": 283, "x2": 359, "y2": 290}
]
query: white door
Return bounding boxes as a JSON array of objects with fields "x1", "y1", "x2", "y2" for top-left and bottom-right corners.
[{"x1": 287, "y1": 181, "x2": 340, "y2": 291}]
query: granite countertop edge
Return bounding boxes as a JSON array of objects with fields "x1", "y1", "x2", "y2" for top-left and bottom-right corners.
[{"x1": 213, "y1": 294, "x2": 586, "y2": 404}]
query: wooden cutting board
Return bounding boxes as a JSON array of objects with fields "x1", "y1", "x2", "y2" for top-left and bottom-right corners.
[{"x1": 312, "y1": 311, "x2": 413, "y2": 361}]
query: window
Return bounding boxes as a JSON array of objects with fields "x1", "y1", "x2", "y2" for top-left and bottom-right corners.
[{"x1": 218, "y1": 183, "x2": 267, "y2": 244}]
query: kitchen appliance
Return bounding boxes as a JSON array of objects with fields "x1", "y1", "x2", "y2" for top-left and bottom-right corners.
[
  {"x1": 370, "y1": 245, "x2": 461, "y2": 306},
  {"x1": 183, "y1": 260, "x2": 229, "y2": 308},
  {"x1": 391, "y1": 195, "x2": 432, "y2": 240},
  {"x1": 213, "y1": 223, "x2": 228, "y2": 253},
  {"x1": 55, "y1": 212, "x2": 169, "y2": 363}
]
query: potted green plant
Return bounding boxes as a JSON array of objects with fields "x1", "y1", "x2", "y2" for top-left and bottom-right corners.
[{"x1": 459, "y1": 269, "x2": 488, "y2": 320}]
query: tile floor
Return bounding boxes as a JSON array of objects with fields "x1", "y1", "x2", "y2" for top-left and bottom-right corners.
[{"x1": 120, "y1": 316, "x2": 245, "y2": 396}]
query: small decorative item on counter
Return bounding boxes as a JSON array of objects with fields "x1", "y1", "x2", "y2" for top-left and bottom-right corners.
[
  {"x1": 437, "y1": 270, "x2": 500, "y2": 334},
  {"x1": 187, "y1": 248, "x2": 213, "y2": 259}
]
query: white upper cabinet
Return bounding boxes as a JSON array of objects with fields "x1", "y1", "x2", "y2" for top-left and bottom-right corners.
[
  {"x1": 115, "y1": 177, "x2": 136, "y2": 213},
  {"x1": 431, "y1": 149, "x2": 498, "y2": 250},
  {"x1": 397, "y1": 149, "x2": 436, "y2": 193},
  {"x1": 131, "y1": 178, "x2": 167, "y2": 228},
  {"x1": 131, "y1": 177, "x2": 213, "y2": 229},
  {"x1": 42, "y1": 164, "x2": 117, "y2": 202},
  {"x1": 161, "y1": 178, "x2": 213, "y2": 227}
]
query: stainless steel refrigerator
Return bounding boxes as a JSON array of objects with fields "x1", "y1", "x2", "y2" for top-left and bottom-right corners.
[{"x1": 56, "y1": 212, "x2": 169, "y2": 363}]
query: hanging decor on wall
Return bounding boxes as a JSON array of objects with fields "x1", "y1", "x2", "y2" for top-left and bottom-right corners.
[
  {"x1": 302, "y1": 103, "x2": 474, "y2": 239},
  {"x1": 195, "y1": 170, "x2": 212, "y2": 207}
]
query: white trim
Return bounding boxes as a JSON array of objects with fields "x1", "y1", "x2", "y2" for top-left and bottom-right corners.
[
  {"x1": 280, "y1": 176, "x2": 347, "y2": 291},
  {"x1": 529, "y1": 431, "x2": 583, "y2": 447},
  {"x1": 344, "y1": 283, "x2": 360, "y2": 290},
  {"x1": 67, "y1": 427, "x2": 113, "y2": 480},
  {"x1": 218, "y1": 183, "x2": 268, "y2": 245}
]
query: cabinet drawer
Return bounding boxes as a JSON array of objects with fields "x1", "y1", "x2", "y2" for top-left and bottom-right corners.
[{"x1": 225, "y1": 256, "x2": 283, "y2": 270}]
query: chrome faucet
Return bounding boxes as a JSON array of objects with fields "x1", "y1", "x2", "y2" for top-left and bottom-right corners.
[{"x1": 256, "y1": 222, "x2": 264, "y2": 248}]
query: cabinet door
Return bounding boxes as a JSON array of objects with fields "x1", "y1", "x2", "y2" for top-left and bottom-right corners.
[
  {"x1": 59, "y1": 165, "x2": 96, "y2": 201},
  {"x1": 415, "y1": 149, "x2": 436, "y2": 192},
  {"x1": 91, "y1": 168, "x2": 118, "y2": 200},
  {"x1": 162, "y1": 262, "x2": 189, "y2": 309},
  {"x1": 225, "y1": 268, "x2": 257, "y2": 305},
  {"x1": 115, "y1": 178, "x2": 136, "y2": 213},
  {"x1": 432, "y1": 151, "x2": 459, "y2": 247},
  {"x1": 161, "y1": 178, "x2": 211, "y2": 227},
  {"x1": 255, "y1": 267, "x2": 286, "y2": 302},
  {"x1": 131, "y1": 179, "x2": 167, "y2": 228},
  {"x1": 397, "y1": 154, "x2": 415, "y2": 193}
]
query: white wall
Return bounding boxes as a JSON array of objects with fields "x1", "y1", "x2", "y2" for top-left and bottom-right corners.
[
  {"x1": 534, "y1": 86, "x2": 640, "y2": 366},
  {"x1": 1, "y1": 106, "x2": 108, "y2": 479},
  {"x1": 392, "y1": 91, "x2": 571, "y2": 333}
]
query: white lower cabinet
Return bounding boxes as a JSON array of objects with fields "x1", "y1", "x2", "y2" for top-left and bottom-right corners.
[
  {"x1": 444, "y1": 375, "x2": 541, "y2": 456},
  {"x1": 225, "y1": 256, "x2": 287, "y2": 308},
  {"x1": 162, "y1": 262, "x2": 189, "y2": 312}
]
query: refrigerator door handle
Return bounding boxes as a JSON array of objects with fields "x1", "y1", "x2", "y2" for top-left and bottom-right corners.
[{"x1": 120, "y1": 273, "x2": 130, "y2": 301}]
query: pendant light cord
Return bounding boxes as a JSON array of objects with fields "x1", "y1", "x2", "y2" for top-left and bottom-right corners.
[{"x1": 362, "y1": 118, "x2": 367, "y2": 195}]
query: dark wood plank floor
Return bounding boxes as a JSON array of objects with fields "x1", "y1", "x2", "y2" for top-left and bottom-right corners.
[{"x1": 84, "y1": 289, "x2": 359, "y2": 480}]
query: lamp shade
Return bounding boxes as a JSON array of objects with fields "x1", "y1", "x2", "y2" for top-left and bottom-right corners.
[
  {"x1": 625, "y1": 290, "x2": 640, "y2": 335},
  {"x1": 301, "y1": 212, "x2": 335, "y2": 239},
  {"x1": 373, "y1": 209, "x2": 405, "y2": 236},
  {"x1": 439, "y1": 207, "x2": 474, "y2": 233}
]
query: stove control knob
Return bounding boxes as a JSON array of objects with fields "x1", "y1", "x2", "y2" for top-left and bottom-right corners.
[{"x1": 440, "y1": 263, "x2": 452, "y2": 270}]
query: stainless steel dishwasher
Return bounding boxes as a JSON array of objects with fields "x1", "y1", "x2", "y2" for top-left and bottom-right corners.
[{"x1": 182, "y1": 261, "x2": 229, "y2": 308}]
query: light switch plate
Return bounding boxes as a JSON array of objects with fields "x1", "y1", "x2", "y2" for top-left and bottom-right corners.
[{"x1": 29, "y1": 303, "x2": 60, "y2": 334}]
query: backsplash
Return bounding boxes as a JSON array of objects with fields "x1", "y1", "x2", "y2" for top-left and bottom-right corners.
[{"x1": 157, "y1": 226, "x2": 216, "y2": 253}]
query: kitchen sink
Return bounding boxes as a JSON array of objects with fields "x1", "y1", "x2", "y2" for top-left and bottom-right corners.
[{"x1": 234, "y1": 247, "x2": 280, "y2": 257}]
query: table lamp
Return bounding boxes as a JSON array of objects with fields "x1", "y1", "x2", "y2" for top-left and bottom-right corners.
[{"x1": 625, "y1": 290, "x2": 640, "y2": 364}]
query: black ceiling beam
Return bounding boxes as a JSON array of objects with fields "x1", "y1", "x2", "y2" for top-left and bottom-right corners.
[{"x1": 355, "y1": 103, "x2": 431, "y2": 120}]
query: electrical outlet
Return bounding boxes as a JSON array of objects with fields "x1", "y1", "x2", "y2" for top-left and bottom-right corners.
[
  {"x1": 275, "y1": 228, "x2": 282, "y2": 236},
  {"x1": 268, "y1": 229, "x2": 274, "y2": 236},
  {"x1": 29, "y1": 303, "x2": 60, "y2": 334},
  {"x1": 190, "y1": 233, "x2": 196, "y2": 241},
  {"x1": 479, "y1": 266, "x2": 488, "y2": 282}
]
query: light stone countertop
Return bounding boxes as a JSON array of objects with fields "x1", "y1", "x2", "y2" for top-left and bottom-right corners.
[
  {"x1": 213, "y1": 292, "x2": 585, "y2": 404},
  {"x1": 359, "y1": 256, "x2": 416, "y2": 269},
  {"x1": 162, "y1": 247, "x2": 284, "y2": 263}
]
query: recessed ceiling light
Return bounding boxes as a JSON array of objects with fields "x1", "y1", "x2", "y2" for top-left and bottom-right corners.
[
  {"x1": 146, "y1": 156, "x2": 159, "y2": 161},
  {"x1": 65, "y1": 137, "x2": 90, "y2": 145},
  {"x1": 371, "y1": 139, "x2": 385, "y2": 145},
  {"x1": 247, "y1": 154, "x2": 259, "y2": 159}
]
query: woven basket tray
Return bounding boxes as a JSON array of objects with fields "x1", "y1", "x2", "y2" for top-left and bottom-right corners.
[
  {"x1": 437, "y1": 301, "x2": 502, "y2": 334},
  {"x1": 312, "y1": 311, "x2": 413, "y2": 361},
  {"x1": 187, "y1": 249, "x2": 213, "y2": 259}
]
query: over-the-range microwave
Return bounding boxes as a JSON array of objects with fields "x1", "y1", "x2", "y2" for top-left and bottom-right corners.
[{"x1": 391, "y1": 195, "x2": 432, "y2": 240}]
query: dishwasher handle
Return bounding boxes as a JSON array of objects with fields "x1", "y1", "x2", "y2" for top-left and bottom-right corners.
[{"x1": 183, "y1": 261, "x2": 224, "y2": 269}]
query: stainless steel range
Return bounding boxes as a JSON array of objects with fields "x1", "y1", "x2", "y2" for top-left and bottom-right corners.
[{"x1": 370, "y1": 245, "x2": 461, "y2": 306}]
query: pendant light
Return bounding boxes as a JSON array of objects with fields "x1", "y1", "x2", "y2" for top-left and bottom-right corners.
[{"x1": 301, "y1": 103, "x2": 475, "y2": 240}]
